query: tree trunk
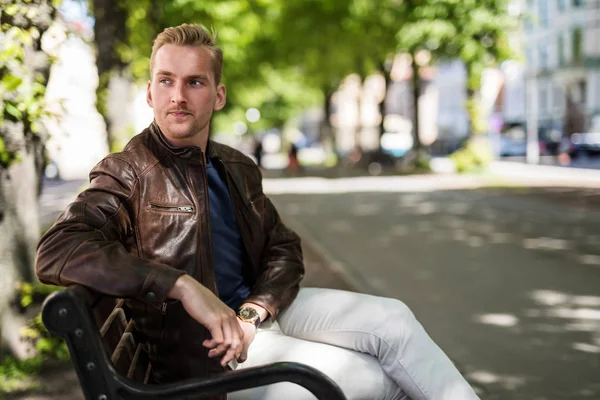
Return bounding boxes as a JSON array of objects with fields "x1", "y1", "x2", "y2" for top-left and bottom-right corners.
[
  {"x1": 93, "y1": 0, "x2": 128, "y2": 152},
  {"x1": 320, "y1": 85, "x2": 337, "y2": 155},
  {"x1": 410, "y1": 55, "x2": 422, "y2": 154},
  {"x1": 465, "y1": 62, "x2": 485, "y2": 137},
  {"x1": 0, "y1": 128, "x2": 42, "y2": 359},
  {"x1": 378, "y1": 62, "x2": 392, "y2": 141}
]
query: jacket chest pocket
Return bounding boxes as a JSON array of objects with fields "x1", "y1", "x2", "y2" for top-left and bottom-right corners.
[
  {"x1": 139, "y1": 202, "x2": 197, "y2": 267},
  {"x1": 147, "y1": 202, "x2": 195, "y2": 214}
]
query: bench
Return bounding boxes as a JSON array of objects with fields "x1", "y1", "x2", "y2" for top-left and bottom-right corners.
[{"x1": 42, "y1": 285, "x2": 347, "y2": 400}]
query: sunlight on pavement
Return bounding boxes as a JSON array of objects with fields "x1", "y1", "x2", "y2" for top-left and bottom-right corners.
[
  {"x1": 475, "y1": 313, "x2": 519, "y2": 327},
  {"x1": 522, "y1": 237, "x2": 571, "y2": 251},
  {"x1": 526, "y1": 290, "x2": 600, "y2": 352},
  {"x1": 572, "y1": 343, "x2": 600, "y2": 354},
  {"x1": 531, "y1": 290, "x2": 570, "y2": 306},
  {"x1": 352, "y1": 203, "x2": 382, "y2": 216},
  {"x1": 466, "y1": 370, "x2": 526, "y2": 390},
  {"x1": 547, "y1": 308, "x2": 600, "y2": 320},
  {"x1": 578, "y1": 255, "x2": 600, "y2": 265}
]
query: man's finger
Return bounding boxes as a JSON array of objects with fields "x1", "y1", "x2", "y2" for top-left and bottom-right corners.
[
  {"x1": 204, "y1": 324, "x2": 224, "y2": 349},
  {"x1": 237, "y1": 349, "x2": 248, "y2": 363},
  {"x1": 208, "y1": 345, "x2": 227, "y2": 358},
  {"x1": 221, "y1": 345, "x2": 239, "y2": 367},
  {"x1": 222, "y1": 319, "x2": 233, "y2": 349},
  {"x1": 203, "y1": 338, "x2": 218, "y2": 349}
]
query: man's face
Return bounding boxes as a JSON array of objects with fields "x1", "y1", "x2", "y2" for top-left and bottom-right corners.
[{"x1": 147, "y1": 44, "x2": 226, "y2": 147}]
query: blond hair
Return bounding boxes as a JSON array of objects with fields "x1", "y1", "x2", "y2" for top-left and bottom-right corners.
[{"x1": 150, "y1": 24, "x2": 224, "y2": 84}]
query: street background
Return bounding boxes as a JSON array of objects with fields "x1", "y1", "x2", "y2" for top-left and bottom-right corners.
[{"x1": 3, "y1": 0, "x2": 600, "y2": 399}]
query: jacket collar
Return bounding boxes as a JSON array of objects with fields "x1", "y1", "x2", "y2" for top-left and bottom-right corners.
[{"x1": 150, "y1": 120, "x2": 218, "y2": 162}]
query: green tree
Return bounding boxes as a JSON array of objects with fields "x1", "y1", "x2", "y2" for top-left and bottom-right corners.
[
  {"x1": 0, "y1": 0, "x2": 59, "y2": 358},
  {"x1": 90, "y1": 0, "x2": 320, "y2": 145},
  {"x1": 396, "y1": 0, "x2": 516, "y2": 164}
]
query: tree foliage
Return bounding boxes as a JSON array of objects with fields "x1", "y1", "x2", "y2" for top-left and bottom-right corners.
[
  {"x1": 89, "y1": 0, "x2": 517, "y2": 152},
  {"x1": 0, "y1": 0, "x2": 58, "y2": 168},
  {"x1": 396, "y1": 0, "x2": 517, "y2": 136}
]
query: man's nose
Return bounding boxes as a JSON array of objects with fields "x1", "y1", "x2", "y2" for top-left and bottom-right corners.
[{"x1": 171, "y1": 82, "x2": 187, "y2": 104}]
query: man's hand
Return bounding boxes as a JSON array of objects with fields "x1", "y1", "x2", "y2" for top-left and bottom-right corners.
[
  {"x1": 168, "y1": 275, "x2": 243, "y2": 367},
  {"x1": 236, "y1": 318, "x2": 256, "y2": 363}
]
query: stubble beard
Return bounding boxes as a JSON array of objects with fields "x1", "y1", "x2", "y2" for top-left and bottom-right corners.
[{"x1": 159, "y1": 113, "x2": 199, "y2": 139}]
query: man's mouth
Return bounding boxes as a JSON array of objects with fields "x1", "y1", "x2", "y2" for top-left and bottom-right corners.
[{"x1": 169, "y1": 111, "x2": 191, "y2": 118}]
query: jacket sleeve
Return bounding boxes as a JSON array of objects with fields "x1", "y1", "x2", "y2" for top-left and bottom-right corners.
[
  {"x1": 242, "y1": 170, "x2": 304, "y2": 320},
  {"x1": 35, "y1": 156, "x2": 185, "y2": 306}
]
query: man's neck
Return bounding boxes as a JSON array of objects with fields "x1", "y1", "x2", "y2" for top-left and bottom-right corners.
[{"x1": 163, "y1": 135, "x2": 208, "y2": 153}]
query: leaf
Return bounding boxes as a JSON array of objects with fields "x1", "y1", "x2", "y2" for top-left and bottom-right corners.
[
  {"x1": 5, "y1": 103, "x2": 22, "y2": 119},
  {"x1": 4, "y1": 4, "x2": 19, "y2": 16},
  {"x1": 1, "y1": 74, "x2": 23, "y2": 92}
]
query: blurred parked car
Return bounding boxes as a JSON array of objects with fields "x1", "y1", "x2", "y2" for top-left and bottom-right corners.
[
  {"x1": 571, "y1": 132, "x2": 600, "y2": 156},
  {"x1": 499, "y1": 136, "x2": 527, "y2": 157}
]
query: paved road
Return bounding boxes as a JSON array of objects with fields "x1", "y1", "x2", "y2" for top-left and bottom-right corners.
[{"x1": 269, "y1": 183, "x2": 600, "y2": 400}]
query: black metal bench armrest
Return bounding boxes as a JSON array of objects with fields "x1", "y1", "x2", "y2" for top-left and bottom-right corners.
[{"x1": 42, "y1": 286, "x2": 347, "y2": 400}]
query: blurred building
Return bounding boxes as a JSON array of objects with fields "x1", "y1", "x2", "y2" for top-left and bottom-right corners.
[
  {"x1": 522, "y1": 0, "x2": 600, "y2": 138},
  {"x1": 434, "y1": 61, "x2": 470, "y2": 141}
]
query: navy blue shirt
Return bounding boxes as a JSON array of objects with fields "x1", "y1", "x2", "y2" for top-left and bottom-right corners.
[{"x1": 205, "y1": 160, "x2": 251, "y2": 309}]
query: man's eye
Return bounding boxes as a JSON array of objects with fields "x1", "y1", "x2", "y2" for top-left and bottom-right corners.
[
  {"x1": 190, "y1": 80, "x2": 204, "y2": 86},
  {"x1": 159, "y1": 78, "x2": 171, "y2": 84}
]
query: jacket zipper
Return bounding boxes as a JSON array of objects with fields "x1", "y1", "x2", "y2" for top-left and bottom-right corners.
[{"x1": 148, "y1": 204, "x2": 194, "y2": 213}]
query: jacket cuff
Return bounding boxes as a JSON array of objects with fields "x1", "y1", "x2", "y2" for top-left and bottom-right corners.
[{"x1": 139, "y1": 264, "x2": 186, "y2": 305}]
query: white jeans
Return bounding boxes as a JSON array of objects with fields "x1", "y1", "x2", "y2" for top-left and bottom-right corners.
[{"x1": 229, "y1": 288, "x2": 479, "y2": 400}]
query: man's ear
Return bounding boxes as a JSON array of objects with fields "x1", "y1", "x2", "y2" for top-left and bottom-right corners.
[
  {"x1": 146, "y1": 80, "x2": 153, "y2": 107},
  {"x1": 214, "y1": 83, "x2": 226, "y2": 111}
]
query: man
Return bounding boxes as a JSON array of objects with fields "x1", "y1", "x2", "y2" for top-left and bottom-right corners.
[{"x1": 36, "y1": 24, "x2": 479, "y2": 400}]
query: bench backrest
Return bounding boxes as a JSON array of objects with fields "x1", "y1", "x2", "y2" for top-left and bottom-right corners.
[{"x1": 94, "y1": 298, "x2": 151, "y2": 383}]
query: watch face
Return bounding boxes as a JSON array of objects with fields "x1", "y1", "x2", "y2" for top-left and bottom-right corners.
[{"x1": 240, "y1": 307, "x2": 258, "y2": 320}]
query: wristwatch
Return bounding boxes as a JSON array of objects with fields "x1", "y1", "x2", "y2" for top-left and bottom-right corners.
[{"x1": 237, "y1": 306, "x2": 261, "y2": 329}]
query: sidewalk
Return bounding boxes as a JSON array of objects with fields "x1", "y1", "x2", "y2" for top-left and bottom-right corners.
[{"x1": 487, "y1": 160, "x2": 600, "y2": 188}]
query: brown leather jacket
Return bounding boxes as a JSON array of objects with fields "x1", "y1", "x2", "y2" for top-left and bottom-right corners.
[{"x1": 35, "y1": 122, "x2": 304, "y2": 388}]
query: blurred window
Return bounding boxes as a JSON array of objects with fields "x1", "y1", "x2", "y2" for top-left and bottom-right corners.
[
  {"x1": 525, "y1": 0, "x2": 534, "y2": 30},
  {"x1": 539, "y1": 43, "x2": 549, "y2": 69},
  {"x1": 526, "y1": 45, "x2": 534, "y2": 69},
  {"x1": 539, "y1": 86, "x2": 547, "y2": 114},
  {"x1": 539, "y1": 0, "x2": 549, "y2": 27},
  {"x1": 553, "y1": 85, "x2": 564, "y2": 109},
  {"x1": 572, "y1": 0, "x2": 583, "y2": 6},
  {"x1": 558, "y1": 0, "x2": 567, "y2": 11},
  {"x1": 572, "y1": 27, "x2": 583, "y2": 62},
  {"x1": 558, "y1": 34, "x2": 565, "y2": 65}
]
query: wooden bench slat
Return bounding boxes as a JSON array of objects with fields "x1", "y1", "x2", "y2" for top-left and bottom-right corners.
[
  {"x1": 127, "y1": 343, "x2": 151, "y2": 383},
  {"x1": 100, "y1": 307, "x2": 128, "y2": 357},
  {"x1": 112, "y1": 331, "x2": 137, "y2": 377}
]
